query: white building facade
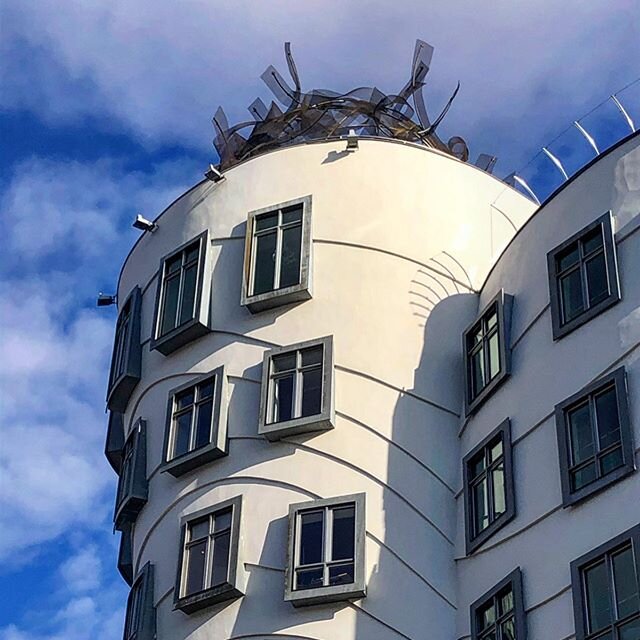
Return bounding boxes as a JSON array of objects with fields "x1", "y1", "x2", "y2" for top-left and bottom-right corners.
[{"x1": 104, "y1": 132, "x2": 640, "y2": 640}]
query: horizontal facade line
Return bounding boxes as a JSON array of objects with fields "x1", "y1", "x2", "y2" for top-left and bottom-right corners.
[{"x1": 526, "y1": 584, "x2": 571, "y2": 614}]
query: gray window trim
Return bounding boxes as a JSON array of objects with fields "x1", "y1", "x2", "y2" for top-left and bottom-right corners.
[
  {"x1": 463, "y1": 289, "x2": 513, "y2": 415},
  {"x1": 173, "y1": 495, "x2": 244, "y2": 614},
  {"x1": 105, "y1": 411, "x2": 125, "y2": 474},
  {"x1": 464, "y1": 418, "x2": 516, "y2": 555},
  {"x1": 124, "y1": 561, "x2": 156, "y2": 640},
  {"x1": 570, "y1": 523, "x2": 640, "y2": 640},
  {"x1": 161, "y1": 366, "x2": 229, "y2": 477},
  {"x1": 555, "y1": 367, "x2": 635, "y2": 507},
  {"x1": 107, "y1": 286, "x2": 142, "y2": 412},
  {"x1": 150, "y1": 230, "x2": 211, "y2": 356},
  {"x1": 114, "y1": 418, "x2": 148, "y2": 531},
  {"x1": 470, "y1": 567, "x2": 527, "y2": 640},
  {"x1": 118, "y1": 522, "x2": 134, "y2": 586},
  {"x1": 258, "y1": 335, "x2": 335, "y2": 441},
  {"x1": 547, "y1": 211, "x2": 621, "y2": 341},
  {"x1": 241, "y1": 195, "x2": 313, "y2": 313},
  {"x1": 284, "y1": 492, "x2": 366, "y2": 607}
]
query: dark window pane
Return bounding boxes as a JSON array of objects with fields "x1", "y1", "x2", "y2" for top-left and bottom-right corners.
[
  {"x1": 560, "y1": 269, "x2": 584, "y2": 322},
  {"x1": 470, "y1": 452, "x2": 485, "y2": 479},
  {"x1": 272, "y1": 375, "x2": 294, "y2": 423},
  {"x1": 501, "y1": 619, "x2": 516, "y2": 640},
  {"x1": 571, "y1": 463, "x2": 597, "y2": 491},
  {"x1": 586, "y1": 253, "x2": 609, "y2": 306},
  {"x1": 471, "y1": 349, "x2": 486, "y2": 397},
  {"x1": 492, "y1": 464, "x2": 506, "y2": 516},
  {"x1": 499, "y1": 588, "x2": 514, "y2": 614},
  {"x1": 478, "y1": 601, "x2": 496, "y2": 630},
  {"x1": 299, "y1": 510, "x2": 323, "y2": 565},
  {"x1": 279, "y1": 224, "x2": 302, "y2": 289},
  {"x1": 178, "y1": 264, "x2": 198, "y2": 325},
  {"x1": 160, "y1": 275, "x2": 180, "y2": 335},
  {"x1": 186, "y1": 540, "x2": 207, "y2": 595},
  {"x1": 282, "y1": 205, "x2": 303, "y2": 224},
  {"x1": 176, "y1": 389, "x2": 195, "y2": 410},
  {"x1": 557, "y1": 244, "x2": 580, "y2": 271},
  {"x1": 296, "y1": 567, "x2": 323, "y2": 590},
  {"x1": 487, "y1": 332, "x2": 500, "y2": 380},
  {"x1": 272, "y1": 353, "x2": 296, "y2": 372},
  {"x1": 211, "y1": 531, "x2": 230, "y2": 586},
  {"x1": 214, "y1": 509, "x2": 232, "y2": 532},
  {"x1": 253, "y1": 232, "x2": 277, "y2": 295},
  {"x1": 613, "y1": 547, "x2": 640, "y2": 619},
  {"x1": 332, "y1": 506, "x2": 355, "y2": 561},
  {"x1": 473, "y1": 479, "x2": 490, "y2": 534},
  {"x1": 255, "y1": 212, "x2": 278, "y2": 231},
  {"x1": 194, "y1": 400, "x2": 213, "y2": 449},
  {"x1": 583, "y1": 227, "x2": 604, "y2": 254},
  {"x1": 301, "y1": 346, "x2": 323, "y2": 367},
  {"x1": 585, "y1": 560, "x2": 613, "y2": 632},
  {"x1": 486, "y1": 308, "x2": 498, "y2": 330},
  {"x1": 301, "y1": 368, "x2": 322, "y2": 417},
  {"x1": 185, "y1": 243, "x2": 200, "y2": 263},
  {"x1": 569, "y1": 403, "x2": 594, "y2": 465},
  {"x1": 189, "y1": 519, "x2": 210, "y2": 540},
  {"x1": 166, "y1": 254, "x2": 182, "y2": 274},
  {"x1": 329, "y1": 562, "x2": 355, "y2": 585},
  {"x1": 595, "y1": 387, "x2": 621, "y2": 450},
  {"x1": 173, "y1": 411, "x2": 192, "y2": 458},
  {"x1": 600, "y1": 447, "x2": 623, "y2": 476},
  {"x1": 619, "y1": 618, "x2": 640, "y2": 640},
  {"x1": 198, "y1": 380, "x2": 214, "y2": 398}
]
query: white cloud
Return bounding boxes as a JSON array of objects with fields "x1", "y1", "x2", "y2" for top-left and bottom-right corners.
[{"x1": 59, "y1": 545, "x2": 102, "y2": 593}]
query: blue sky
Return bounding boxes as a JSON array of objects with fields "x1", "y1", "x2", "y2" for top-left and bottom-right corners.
[{"x1": 0, "y1": 2, "x2": 638, "y2": 638}]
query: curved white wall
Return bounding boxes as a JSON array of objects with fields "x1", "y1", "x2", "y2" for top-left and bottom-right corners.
[{"x1": 116, "y1": 138, "x2": 537, "y2": 639}]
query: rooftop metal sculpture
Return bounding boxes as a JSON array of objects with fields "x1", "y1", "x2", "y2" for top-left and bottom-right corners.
[{"x1": 212, "y1": 40, "x2": 481, "y2": 171}]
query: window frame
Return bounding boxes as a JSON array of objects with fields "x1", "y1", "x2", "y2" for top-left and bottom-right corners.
[
  {"x1": 258, "y1": 335, "x2": 335, "y2": 441},
  {"x1": 173, "y1": 496, "x2": 244, "y2": 614},
  {"x1": 463, "y1": 290, "x2": 513, "y2": 415},
  {"x1": 555, "y1": 367, "x2": 635, "y2": 507},
  {"x1": 150, "y1": 230, "x2": 211, "y2": 356},
  {"x1": 123, "y1": 562, "x2": 156, "y2": 640},
  {"x1": 470, "y1": 567, "x2": 527, "y2": 640},
  {"x1": 114, "y1": 418, "x2": 148, "y2": 531},
  {"x1": 107, "y1": 286, "x2": 142, "y2": 412},
  {"x1": 570, "y1": 524, "x2": 640, "y2": 640},
  {"x1": 547, "y1": 211, "x2": 621, "y2": 341},
  {"x1": 105, "y1": 411, "x2": 125, "y2": 474},
  {"x1": 285, "y1": 493, "x2": 366, "y2": 607},
  {"x1": 118, "y1": 522, "x2": 134, "y2": 586},
  {"x1": 241, "y1": 195, "x2": 313, "y2": 313},
  {"x1": 464, "y1": 418, "x2": 516, "y2": 555},
  {"x1": 161, "y1": 366, "x2": 229, "y2": 477}
]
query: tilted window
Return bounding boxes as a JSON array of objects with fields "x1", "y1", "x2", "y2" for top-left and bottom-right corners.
[
  {"x1": 258, "y1": 336, "x2": 334, "y2": 441},
  {"x1": 470, "y1": 568, "x2": 526, "y2": 640},
  {"x1": 151, "y1": 231, "x2": 211, "y2": 355},
  {"x1": 162, "y1": 367, "x2": 229, "y2": 477},
  {"x1": 114, "y1": 419, "x2": 148, "y2": 530},
  {"x1": 118, "y1": 522, "x2": 134, "y2": 586},
  {"x1": 241, "y1": 195, "x2": 312, "y2": 312},
  {"x1": 123, "y1": 562, "x2": 156, "y2": 640},
  {"x1": 547, "y1": 211, "x2": 620, "y2": 340},
  {"x1": 107, "y1": 286, "x2": 142, "y2": 412},
  {"x1": 105, "y1": 411, "x2": 125, "y2": 473},
  {"x1": 174, "y1": 496, "x2": 244, "y2": 614},
  {"x1": 285, "y1": 493, "x2": 366, "y2": 607},
  {"x1": 463, "y1": 290, "x2": 513, "y2": 414},
  {"x1": 464, "y1": 419, "x2": 515, "y2": 554},
  {"x1": 571, "y1": 525, "x2": 640, "y2": 640},
  {"x1": 555, "y1": 367, "x2": 635, "y2": 506}
]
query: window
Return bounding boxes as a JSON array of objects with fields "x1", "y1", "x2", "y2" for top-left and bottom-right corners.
[
  {"x1": 124, "y1": 562, "x2": 156, "y2": 640},
  {"x1": 555, "y1": 367, "x2": 635, "y2": 506},
  {"x1": 114, "y1": 419, "x2": 148, "y2": 530},
  {"x1": 471, "y1": 568, "x2": 526, "y2": 640},
  {"x1": 151, "y1": 231, "x2": 211, "y2": 355},
  {"x1": 463, "y1": 290, "x2": 513, "y2": 414},
  {"x1": 118, "y1": 522, "x2": 134, "y2": 585},
  {"x1": 547, "y1": 211, "x2": 620, "y2": 340},
  {"x1": 464, "y1": 419, "x2": 515, "y2": 554},
  {"x1": 162, "y1": 367, "x2": 229, "y2": 477},
  {"x1": 571, "y1": 525, "x2": 640, "y2": 640},
  {"x1": 241, "y1": 195, "x2": 312, "y2": 312},
  {"x1": 285, "y1": 493, "x2": 366, "y2": 607},
  {"x1": 105, "y1": 411, "x2": 125, "y2": 473},
  {"x1": 107, "y1": 286, "x2": 142, "y2": 412},
  {"x1": 258, "y1": 336, "x2": 334, "y2": 441},
  {"x1": 174, "y1": 496, "x2": 244, "y2": 614}
]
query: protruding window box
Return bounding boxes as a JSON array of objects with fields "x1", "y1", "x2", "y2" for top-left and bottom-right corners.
[
  {"x1": 285, "y1": 493, "x2": 366, "y2": 607},
  {"x1": 124, "y1": 562, "x2": 156, "y2": 640},
  {"x1": 174, "y1": 496, "x2": 244, "y2": 615},
  {"x1": 241, "y1": 196, "x2": 312, "y2": 313},
  {"x1": 105, "y1": 411, "x2": 125, "y2": 473},
  {"x1": 114, "y1": 419, "x2": 148, "y2": 530},
  {"x1": 118, "y1": 522, "x2": 134, "y2": 586},
  {"x1": 151, "y1": 231, "x2": 211, "y2": 356},
  {"x1": 106, "y1": 286, "x2": 142, "y2": 412},
  {"x1": 161, "y1": 367, "x2": 229, "y2": 477},
  {"x1": 258, "y1": 336, "x2": 334, "y2": 441}
]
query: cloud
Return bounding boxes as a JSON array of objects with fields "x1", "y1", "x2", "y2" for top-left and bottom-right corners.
[{"x1": 59, "y1": 545, "x2": 102, "y2": 593}]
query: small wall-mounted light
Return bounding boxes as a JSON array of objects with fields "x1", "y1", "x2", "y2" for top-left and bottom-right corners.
[
  {"x1": 345, "y1": 129, "x2": 359, "y2": 152},
  {"x1": 132, "y1": 214, "x2": 158, "y2": 233},
  {"x1": 204, "y1": 164, "x2": 225, "y2": 182},
  {"x1": 97, "y1": 293, "x2": 117, "y2": 307}
]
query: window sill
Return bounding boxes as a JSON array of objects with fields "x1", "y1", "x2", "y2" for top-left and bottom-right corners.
[
  {"x1": 562, "y1": 463, "x2": 636, "y2": 507},
  {"x1": 259, "y1": 413, "x2": 334, "y2": 442},
  {"x1": 242, "y1": 284, "x2": 312, "y2": 314},
  {"x1": 161, "y1": 445, "x2": 228, "y2": 478},
  {"x1": 465, "y1": 369, "x2": 510, "y2": 416},
  {"x1": 285, "y1": 583, "x2": 366, "y2": 608},
  {"x1": 552, "y1": 293, "x2": 621, "y2": 340},
  {"x1": 150, "y1": 318, "x2": 210, "y2": 356},
  {"x1": 114, "y1": 495, "x2": 147, "y2": 531},
  {"x1": 174, "y1": 583, "x2": 243, "y2": 615},
  {"x1": 107, "y1": 372, "x2": 140, "y2": 412},
  {"x1": 466, "y1": 509, "x2": 516, "y2": 555}
]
